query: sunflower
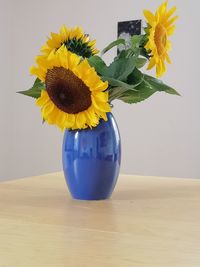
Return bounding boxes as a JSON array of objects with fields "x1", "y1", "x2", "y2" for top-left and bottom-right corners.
[
  {"x1": 144, "y1": 1, "x2": 178, "y2": 77},
  {"x1": 30, "y1": 46, "x2": 110, "y2": 130},
  {"x1": 41, "y1": 25, "x2": 99, "y2": 59}
]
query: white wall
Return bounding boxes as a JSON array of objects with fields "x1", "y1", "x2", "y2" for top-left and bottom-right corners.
[
  {"x1": 1, "y1": 0, "x2": 199, "y2": 180},
  {"x1": 0, "y1": 0, "x2": 12, "y2": 179}
]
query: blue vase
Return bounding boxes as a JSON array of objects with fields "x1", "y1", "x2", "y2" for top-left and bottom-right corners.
[{"x1": 62, "y1": 113, "x2": 121, "y2": 200}]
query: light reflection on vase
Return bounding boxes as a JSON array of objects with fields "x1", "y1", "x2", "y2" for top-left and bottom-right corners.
[{"x1": 62, "y1": 113, "x2": 121, "y2": 200}]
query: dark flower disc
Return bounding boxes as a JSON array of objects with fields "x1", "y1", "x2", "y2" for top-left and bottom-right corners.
[{"x1": 45, "y1": 67, "x2": 92, "y2": 114}]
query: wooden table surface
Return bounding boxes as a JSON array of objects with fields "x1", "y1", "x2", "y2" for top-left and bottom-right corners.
[{"x1": 0, "y1": 173, "x2": 200, "y2": 267}]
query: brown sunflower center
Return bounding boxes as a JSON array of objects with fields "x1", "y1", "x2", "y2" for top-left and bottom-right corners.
[
  {"x1": 45, "y1": 67, "x2": 91, "y2": 114},
  {"x1": 154, "y1": 24, "x2": 167, "y2": 56}
]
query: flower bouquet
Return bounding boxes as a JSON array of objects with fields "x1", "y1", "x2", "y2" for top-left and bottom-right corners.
[{"x1": 19, "y1": 1, "x2": 179, "y2": 200}]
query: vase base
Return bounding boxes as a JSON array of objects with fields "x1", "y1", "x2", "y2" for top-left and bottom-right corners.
[{"x1": 70, "y1": 193, "x2": 112, "y2": 201}]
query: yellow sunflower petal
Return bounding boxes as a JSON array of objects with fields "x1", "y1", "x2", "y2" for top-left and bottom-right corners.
[
  {"x1": 161, "y1": 60, "x2": 166, "y2": 74},
  {"x1": 91, "y1": 95, "x2": 111, "y2": 112},
  {"x1": 73, "y1": 59, "x2": 91, "y2": 79},
  {"x1": 167, "y1": 25, "x2": 176, "y2": 36},
  {"x1": 75, "y1": 27, "x2": 84, "y2": 39},
  {"x1": 46, "y1": 107, "x2": 67, "y2": 130},
  {"x1": 166, "y1": 40, "x2": 172, "y2": 51},
  {"x1": 84, "y1": 70, "x2": 102, "y2": 88},
  {"x1": 69, "y1": 26, "x2": 81, "y2": 40},
  {"x1": 64, "y1": 114, "x2": 76, "y2": 129},
  {"x1": 156, "y1": 60, "x2": 163, "y2": 78},
  {"x1": 96, "y1": 110, "x2": 108, "y2": 121},
  {"x1": 36, "y1": 90, "x2": 49, "y2": 106},
  {"x1": 88, "y1": 40, "x2": 96, "y2": 48},
  {"x1": 56, "y1": 111, "x2": 68, "y2": 130},
  {"x1": 82, "y1": 35, "x2": 89, "y2": 43},
  {"x1": 68, "y1": 52, "x2": 81, "y2": 70},
  {"x1": 92, "y1": 91, "x2": 109, "y2": 102},
  {"x1": 59, "y1": 25, "x2": 69, "y2": 41},
  {"x1": 147, "y1": 57, "x2": 156, "y2": 70},
  {"x1": 92, "y1": 49, "x2": 99, "y2": 55},
  {"x1": 92, "y1": 81, "x2": 108, "y2": 92},
  {"x1": 47, "y1": 33, "x2": 62, "y2": 48},
  {"x1": 143, "y1": 10, "x2": 156, "y2": 25},
  {"x1": 156, "y1": 1, "x2": 168, "y2": 17},
  {"x1": 165, "y1": 6, "x2": 177, "y2": 20},
  {"x1": 46, "y1": 106, "x2": 59, "y2": 124},
  {"x1": 47, "y1": 48, "x2": 55, "y2": 59},
  {"x1": 75, "y1": 112, "x2": 87, "y2": 129},
  {"x1": 42, "y1": 101, "x2": 54, "y2": 118},
  {"x1": 166, "y1": 53, "x2": 172, "y2": 64},
  {"x1": 30, "y1": 66, "x2": 46, "y2": 82},
  {"x1": 40, "y1": 44, "x2": 51, "y2": 54},
  {"x1": 165, "y1": 15, "x2": 178, "y2": 28}
]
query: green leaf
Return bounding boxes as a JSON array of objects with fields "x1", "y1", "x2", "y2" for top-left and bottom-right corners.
[
  {"x1": 130, "y1": 35, "x2": 144, "y2": 57},
  {"x1": 18, "y1": 78, "x2": 45, "y2": 99},
  {"x1": 144, "y1": 26, "x2": 150, "y2": 35},
  {"x1": 112, "y1": 74, "x2": 180, "y2": 104},
  {"x1": 130, "y1": 34, "x2": 150, "y2": 59},
  {"x1": 104, "y1": 76, "x2": 139, "y2": 102},
  {"x1": 144, "y1": 75, "x2": 180, "y2": 96},
  {"x1": 88, "y1": 55, "x2": 137, "y2": 82},
  {"x1": 117, "y1": 81, "x2": 157, "y2": 104},
  {"x1": 103, "y1": 77, "x2": 137, "y2": 90},
  {"x1": 127, "y1": 68, "x2": 144, "y2": 86},
  {"x1": 101, "y1": 39, "x2": 126, "y2": 55},
  {"x1": 33, "y1": 78, "x2": 42, "y2": 87},
  {"x1": 139, "y1": 47, "x2": 150, "y2": 59},
  {"x1": 102, "y1": 56, "x2": 136, "y2": 81},
  {"x1": 88, "y1": 56, "x2": 107, "y2": 75},
  {"x1": 114, "y1": 49, "x2": 135, "y2": 62},
  {"x1": 135, "y1": 57, "x2": 147, "y2": 68},
  {"x1": 164, "y1": 87, "x2": 181, "y2": 95},
  {"x1": 131, "y1": 35, "x2": 144, "y2": 49},
  {"x1": 18, "y1": 87, "x2": 43, "y2": 99},
  {"x1": 117, "y1": 49, "x2": 130, "y2": 59},
  {"x1": 109, "y1": 86, "x2": 131, "y2": 102}
]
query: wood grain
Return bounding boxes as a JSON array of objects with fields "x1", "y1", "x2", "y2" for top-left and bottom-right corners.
[{"x1": 0, "y1": 173, "x2": 200, "y2": 267}]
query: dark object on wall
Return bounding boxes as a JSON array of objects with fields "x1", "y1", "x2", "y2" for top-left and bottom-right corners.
[{"x1": 117, "y1": 20, "x2": 141, "y2": 53}]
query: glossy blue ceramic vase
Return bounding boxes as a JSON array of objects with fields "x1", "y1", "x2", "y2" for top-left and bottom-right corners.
[{"x1": 62, "y1": 113, "x2": 121, "y2": 200}]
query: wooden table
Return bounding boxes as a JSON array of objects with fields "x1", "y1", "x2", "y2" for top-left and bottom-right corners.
[{"x1": 0, "y1": 173, "x2": 200, "y2": 267}]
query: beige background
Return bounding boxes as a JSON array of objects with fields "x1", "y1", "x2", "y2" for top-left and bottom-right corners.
[{"x1": 0, "y1": 0, "x2": 199, "y2": 180}]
